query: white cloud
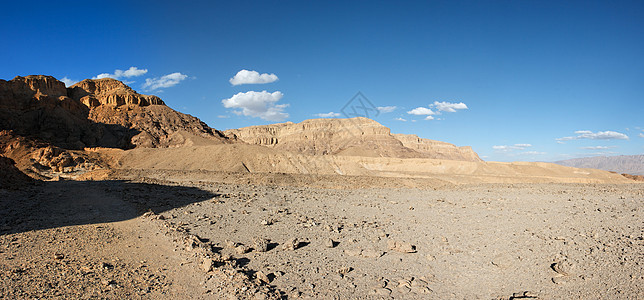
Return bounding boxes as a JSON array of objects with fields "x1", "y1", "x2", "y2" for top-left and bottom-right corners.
[
  {"x1": 640, "y1": 133, "x2": 644, "y2": 138},
  {"x1": 377, "y1": 106, "x2": 397, "y2": 113},
  {"x1": 315, "y1": 112, "x2": 341, "y2": 118},
  {"x1": 229, "y1": 69, "x2": 278, "y2": 85},
  {"x1": 60, "y1": 77, "x2": 78, "y2": 87},
  {"x1": 142, "y1": 72, "x2": 188, "y2": 91},
  {"x1": 493, "y1": 144, "x2": 533, "y2": 151},
  {"x1": 557, "y1": 130, "x2": 629, "y2": 141},
  {"x1": 431, "y1": 101, "x2": 468, "y2": 112},
  {"x1": 222, "y1": 90, "x2": 289, "y2": 121},
  {"x1": 407, "y1": 107, "x2": 436, "y2": 115},
  {"x1": 424, "y1": 115, "x2": 435, "y2": 120},
  {"x1": 94, "y1": 66, "x2": 148, "y2": 80},
  {"x1": 395, "y1": 117, "x2": 407, "y2": 122},
  {"x1": 580, "y1": 146, "x2": 617, "y2": 150}
]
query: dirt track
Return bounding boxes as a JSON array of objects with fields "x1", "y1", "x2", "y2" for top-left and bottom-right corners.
[{"x1": 1, "y1": 171, "x2": 642, "y2": 299}]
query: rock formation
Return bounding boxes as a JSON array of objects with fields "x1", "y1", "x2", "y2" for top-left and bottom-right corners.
[
  {"x1": 69, "y1": 78, "x2": 164, "y2": 108},
  {"x1": 224, "y1": 117, "x2": 481, "y2": 161},
  {"x1": 392, "y1": 134, "x2": 482, "y2": 162},
  {"x1": 0, "y1": 75, "x2": 230, "y2": 179}
]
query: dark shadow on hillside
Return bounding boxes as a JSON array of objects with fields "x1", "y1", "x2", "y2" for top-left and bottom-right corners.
[{"x1": 0, "y1": 179, "x2": 217, "y2": 235}]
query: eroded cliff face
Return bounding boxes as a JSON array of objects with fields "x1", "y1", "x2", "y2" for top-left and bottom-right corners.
[
  {"x1": 0, "y1": 75, "x2": 229, "y2": 179},
  {"x1": 392, "y1": 134, "x2": 482, "y2": 162},
  {"x1": 224, "y1": 117, "x2": 482, "y2": 161},
  {"x1": 69, "y1": 78, "x2": 164, "y2": 108}
]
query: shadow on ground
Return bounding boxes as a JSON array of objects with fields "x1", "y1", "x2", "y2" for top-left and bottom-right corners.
[{"x1": 0, "y1": 179, "x2": 217, "y2": 235}]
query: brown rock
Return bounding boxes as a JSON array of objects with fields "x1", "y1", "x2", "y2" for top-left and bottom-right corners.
[
  {"x1": 253, "y1": 238, "x2": 269, "y2": 252},
  {"x1": 282, "y1": 238, "x2": 298, "y2": 251},
  {"x1": 387, "y1": 240, "x2": 416, "y2": 253},
  {"x1": 224, "y1": 118, "x2": 481, "y2": 161}
]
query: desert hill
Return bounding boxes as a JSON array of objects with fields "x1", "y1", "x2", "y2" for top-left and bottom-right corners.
[
  {"x1": 0, "y1": 75, "x2": 230, "y2": 179},
  {"x1": 224, "y1": 118, "x2": 481, "y2": 161},
  {"x1": 555, "y1": 155, "x2": 644, "y2": 175},
  {"x1": 0, "y1": 75, "x2": 638, "y2": 185}
]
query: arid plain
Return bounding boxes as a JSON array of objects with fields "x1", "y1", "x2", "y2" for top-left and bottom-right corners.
[{"x1": 1, "y1": 76, "x2": 642, "y2": 299}]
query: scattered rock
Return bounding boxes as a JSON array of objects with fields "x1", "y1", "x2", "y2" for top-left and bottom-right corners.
[
  {"x1": 371, "y1": 288, "x2": 392, "y2": 296},
  {"x1": 324, "y1": 238, "x2": 335, "y2": 248},
  {"x1": 387, "y1": 240, "x2": 416, "y2": 253},
  {"x1": 235, "y1": 245, "x2": 251, "y2": 254},
  {"x1": 53, "y1": 253, "x2": 65, "y2": 260},
  {"x1": 256, "y1": 271, "x2": 271, "y2": 283},
  {"x1": 202, "y1": 258, "x2": 215, "y2": 272},
  {"x1": 551, "y1": 260, "x2": 575, "y2": 276},
  {"x1": 509, "y1": 291, "x2": 539, "y2": 299},
  {"x1": 253, "y1": 237, "x2": 269, "y2": 252},
  {"x1": 361, "y1": 249, "x2": 384, "y2": 258},
  {"x1": 337, "y1": 267, "x2": 353, "y2": 275},
  {"x1": 282, "y1": 238, "x2": 298, "y2": 251}
]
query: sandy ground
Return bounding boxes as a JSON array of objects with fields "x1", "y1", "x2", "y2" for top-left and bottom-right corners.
[{"x1": 1, "y1": 171, "x2": 642, "y2": 299}]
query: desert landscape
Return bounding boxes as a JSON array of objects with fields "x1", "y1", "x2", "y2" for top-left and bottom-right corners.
[{"x1": 0, "y1": 76, "x2": 642, "y2": 299}]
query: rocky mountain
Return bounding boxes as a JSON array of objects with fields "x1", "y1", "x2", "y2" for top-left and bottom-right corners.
[
  {"x1": 224, "y1": 117, "x2": 482, "y2": 161},
  {"x1": 0, "y1": 75, "x2": 229, "y2": 179},
  {"x1": 555, "y1": 155, "x2": 644, "y2": 175}
]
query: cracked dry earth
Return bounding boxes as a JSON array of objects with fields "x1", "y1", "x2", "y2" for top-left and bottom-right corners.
[{"x1": 1, "y1": 177, "x2": 643, "y2": 299}]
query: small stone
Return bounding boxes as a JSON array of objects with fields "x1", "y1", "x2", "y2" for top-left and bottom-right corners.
[
  {"x1": 235, "y1": 245, "x2": 251, "y2": 254},
  {"x1": 397, "y1": 285, "x2": 411, "y2": 294},
  {"x1": 253, "y1": 238, "x2": 269, "y2": 252},
  {"x1": 552, "y1": 275, "x2": 569, "y2": 284},
  {"x1": 337, "y1": 267, "x2": 353, "y2": 275},
  {"x1": 426, "y1": 254, "x2": 436, "y2": 261},
  {"x1": 202, "y1": 258, "x2": 214, "y2": 272},
  {"x1": 387, "y1": 240, "x2": 416, "y2": 253},
  {"x1": 256, "y1": 271, "x2": 271, "y2": 283},
  {"x1": 54, "y1": 253, "x2": 64, "y2": 260},
  {"x1": 361, "y1": 249, "x2": 384, "y2": 258},
  {"x1": 282, "y1": 238, "x2": 298, "y2": 251},
  {"x1": 551, "y1": 260, "x2": 575, "y2": 276},
  {"x1": 225, "y1": 240, "x2": 237, "y2": 248},
  {"x1": 371, "y1": 288, "x2": 392, "y2": 296},
  {"x1": 324, "y1": 238, "x2": 335, "y2": 248}
]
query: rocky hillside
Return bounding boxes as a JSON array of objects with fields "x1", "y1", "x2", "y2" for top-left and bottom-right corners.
[
  {"x1": 555, "y1": 155, "x2": 644, "y2": 175},
  {"x1": 0, "y1": 75, "x2": 229, "y2": 179},
  {"x1": 224, "y1": 117, "x2": 481, "y2": 161}
]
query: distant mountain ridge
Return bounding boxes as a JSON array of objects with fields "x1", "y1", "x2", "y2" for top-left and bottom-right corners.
[{"x1": 555, "y1": 155, "x2": 644, "y2": 175}]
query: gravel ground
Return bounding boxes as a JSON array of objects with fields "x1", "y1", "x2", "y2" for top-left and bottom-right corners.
[{"x1": 1, "y1": 174, "x2": 642, "y2": 299}]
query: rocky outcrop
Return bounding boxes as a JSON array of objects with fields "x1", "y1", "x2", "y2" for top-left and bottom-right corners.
[
  {"x1": 0, "y1": 75, "x2": 230, "y2": 179},
  {"x1": 392, "y1": 134, "x2": 482, "y2": 162},
  {"x1": 224, "y1": 117, "x2": 482, "y2": 161},
  {"x1": 69, "y1": 78, "x2": 164, "y2": 108}
]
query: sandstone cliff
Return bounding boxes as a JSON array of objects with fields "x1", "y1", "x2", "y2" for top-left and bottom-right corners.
[
  {"x1": 69, "y1": 78, "x2": 164, "y2": 108},
  {"x1": 224, "y1": 117, "x2": 482, "y2": 161},
  {"x1": 392, "y1": 133, "x2": 482, "y2": 162},
  {"x1": 0, "y1": 75, "x2": 229, "y2": 179}
]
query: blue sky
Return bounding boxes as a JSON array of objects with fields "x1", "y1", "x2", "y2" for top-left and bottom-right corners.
[{"x1": 2, "y1": 0, "x2": 643, "y2": 162}]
